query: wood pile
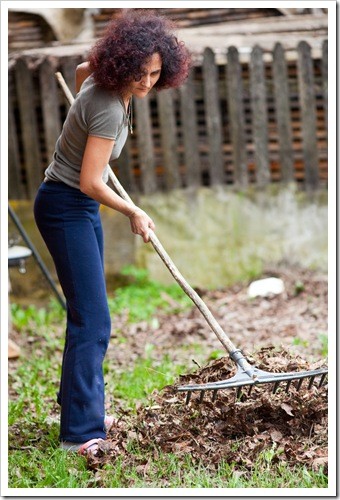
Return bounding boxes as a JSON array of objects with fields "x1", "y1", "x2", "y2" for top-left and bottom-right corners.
[
  {"x1": 8, "y1": 8, "x2": 327, "y2": 55},
  {"x1": 92, "y1": 8, "x2": 283, "y2": 37},
  {"x1": 8, "y1": 11, "x2": 56, "y2": 52}
]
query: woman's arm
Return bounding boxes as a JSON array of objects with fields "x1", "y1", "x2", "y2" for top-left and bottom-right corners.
[
  {"x1": 80, "y1": 135, "x2": 155, "y2": 242},
  {"x1": 75, "y1": 62, "x2": 92, "y2": 93}
]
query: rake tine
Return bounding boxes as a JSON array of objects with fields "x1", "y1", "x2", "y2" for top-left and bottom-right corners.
[
  {"x1": 177, "y1": 367, "x2": 328, "y2": 397},
  {"x1": 199, "y1": 391, "x2": 205, "y2": 403},
  {"x1": 212, "y1": 389, "x2": 218, "y2": 402},
  {"x1": 296, "y1": 378, "x2": 304, "y2": 391},
  {"x1": 319, "y1": 372, "x2": 327, "y2": 387},
  {"x1": 307, "y1": 376, "x2": 316, "y2": 390},
  {"x1": 285, "y1": 379, "x2": 292, "y2": 393},
  {"x1": 185, "y1": 391, "x2": 192, "y2": 405},
  {"x1": 272, "y1": 381, "x2": 281, "y2": 394}
]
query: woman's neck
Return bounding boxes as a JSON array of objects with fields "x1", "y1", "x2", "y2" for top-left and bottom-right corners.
[{"x1": 120, "y1": 92, "x2": 133, "y2": 112}]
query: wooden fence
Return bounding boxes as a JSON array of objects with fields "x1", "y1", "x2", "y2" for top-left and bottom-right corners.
[{"x1": 8, "y1": 40, "x2": 328, "y2": 199}]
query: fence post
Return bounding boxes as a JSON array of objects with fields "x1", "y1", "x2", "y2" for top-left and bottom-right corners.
[
  {"x1": 134, "y1": 96, "x2": 157, "y2": 194},
  {"x1": 297, "y1": 41, "x2": 319, "y2": 191},
  {"x1": 322, "y1": 39, "x2": 328, "y2": 133},
  {"x1": 157, "y1": 89, "x2": 181, "y2": 190},
  {"x1": 272, "y1": 43, "x2": 294, "y2": 183},
  {"x1": 226, "y1": 46, "x2": 248, "y2": 188},
  {"x1": 179, "y1": 70, "x2": 201, "y2": 187},
  {"x1": 250, "y1": 45, "x2": 270, "y2": 187},
  {"x1": 15, "y1": 58, "x2": 42, "y2": 197},
  {"x1": 9, "y1": 89, "x2": 26, "y2": 199},
  {"x1": 202, "y1": 47, "x2": 225, "y2": 185},
  {"x1": 61, "y1": 57, "x2": 80, "y2": 100},
  {"x1": 115, "y1": 135, "x2": 137, "y2": 193},
  {"x1": 39, "y1": 59, "x2": 62, "y2": 163}
]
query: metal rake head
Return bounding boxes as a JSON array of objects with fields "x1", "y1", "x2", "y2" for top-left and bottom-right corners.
[{"x1": 176, "y1": 355, "x2": 328, "y2": 404}]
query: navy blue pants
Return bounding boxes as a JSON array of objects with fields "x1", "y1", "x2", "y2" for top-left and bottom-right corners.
[{"x1": 34, "y1": 181, "x2": 111, "y2": 443}]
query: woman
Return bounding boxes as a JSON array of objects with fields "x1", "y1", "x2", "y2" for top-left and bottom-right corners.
[{"x1": 34, "y1": 9, "x2": 191, "y2": 456}]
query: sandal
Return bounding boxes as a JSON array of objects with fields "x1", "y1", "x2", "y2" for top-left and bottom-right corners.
[
  {"x1": 78, "y1": 438, "x2": 103, "y2": 456},
  {"x1": 60, "y1": 416, "x2": 117, "y2": 454},
  {"x1": 60, "y1": 438, "x2": 104, "y2": 456}
]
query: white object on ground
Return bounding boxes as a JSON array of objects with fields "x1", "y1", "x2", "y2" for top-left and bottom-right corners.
[
  {"x1": 247, "y1": 277, "x2": 285, "y2": 298},
  {"x1": 8, "y1": 245, "x2": 32, "y2": 261}
]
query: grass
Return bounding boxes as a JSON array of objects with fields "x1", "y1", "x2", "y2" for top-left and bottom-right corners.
[
  {"x1": 107, "y1": 265, "x2": 192, "y2": 323},
  {"x1": 292, "y1": 333, "x2": 328, "y2": 358},
  {"x1": 8, "y1": 267, "x2": 328, "y2": 490},
  {"x1": 107, "y1": 346, "x2": 184, "y2": 408},
  {"x1": 89, "y1": 453, "x2": 328, "y2": 489},
  {"x1": 318, "y1": 333, "x2": 328, "y2": 357}
]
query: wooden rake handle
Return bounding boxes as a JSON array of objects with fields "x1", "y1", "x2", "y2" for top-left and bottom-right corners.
[{"x1": 55, "y1": 72, "x2": 240, "y2": 356}]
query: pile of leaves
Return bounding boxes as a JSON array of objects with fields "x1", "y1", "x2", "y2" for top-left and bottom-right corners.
[{"x1": 88, "y1": 347, "x2": 327, "y2": 475}]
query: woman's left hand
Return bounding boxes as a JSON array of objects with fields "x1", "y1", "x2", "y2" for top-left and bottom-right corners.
[{"x1": 128, "y1": 207, "x2": 156, "y2": 243}]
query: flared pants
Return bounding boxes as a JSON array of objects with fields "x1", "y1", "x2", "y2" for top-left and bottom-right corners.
[{"x1": 34, "y1": 180, "x2": 111, "y2": 442}]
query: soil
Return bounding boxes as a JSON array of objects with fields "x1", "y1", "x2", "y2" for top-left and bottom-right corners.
[
  {"x1": 107, "y1": 264, "x2": 328, "y2": 369},
  {"x1": 96, "y1": 265, "x2": 328, "y2": 475}
]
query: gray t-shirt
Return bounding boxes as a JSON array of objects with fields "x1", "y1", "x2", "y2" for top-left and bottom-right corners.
[{"x1": 44, "y1": 75, "x2": 129, "y2": 189}]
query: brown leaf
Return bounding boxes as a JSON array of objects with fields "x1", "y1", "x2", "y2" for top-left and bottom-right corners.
[
  {"x1": 270, "y1": 430, "x2": 283, "y2": 442},
  {"x1": 312, "y1": 456, "x2": 328, "y2": 471},
  {"x1": 281, "y1": 403, "x2": 294, "y2": 416},
  {"x1": 174, "y1": 441, "x2": 191, "y2": 452}
]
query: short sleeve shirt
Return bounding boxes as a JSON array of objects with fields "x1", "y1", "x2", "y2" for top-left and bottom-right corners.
[{"x1": 44, "y1": 75, "x2": 129, "y2": 189}]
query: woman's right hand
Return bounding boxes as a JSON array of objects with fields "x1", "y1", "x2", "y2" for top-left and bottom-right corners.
[{"x1": 128, "y1": 207, "x2": 156, "y2": 243}]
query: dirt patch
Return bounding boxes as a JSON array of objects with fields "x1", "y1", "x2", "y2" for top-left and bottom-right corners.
[{"x1": 107, "y1": 264, "x2": 328, "y2": 368}]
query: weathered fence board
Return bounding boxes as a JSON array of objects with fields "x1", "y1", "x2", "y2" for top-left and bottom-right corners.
[
  {"x1": 250, "y1": 45, "x2": 270, "y2": 187},
  {"x1": 39, "y1": 59, "x2": 62, "y2": 162},
  {"x1": 61, "y1": 57, "x2": 81, "y2": 103},
  {"x1": 14, "y1": 58, "x2": 42, "y2": 198},
  {"x1": 157, "y1": 89, "x2": 181, "y2": 190},
  {"x1": 179, "y1": 70, "x2": 201, "y2": 187},
  {"x1": 202, "y1": 47, "x2": 225, "y2": 185},
  {"x1": 297, "y1": 41, "x2": 319, "y2": 190},
  {"x1": 272, "y1": 43, "x2": 294, "y2": 183},
  {"x1": 322, "y1": 39, "x2": 328, "y2": 133},
  {"x1": 226, "y1": 46, "x2": 248, "y2": 187},
  {"x1": 115, "y1": 135, "x2": 137, "y2": 193},
  {"x1": 8, "y1": 94, "x2": 25, "y2": 199},
  {"x1": 134, "y1": 96, "x2": 157, "y2": 194}
]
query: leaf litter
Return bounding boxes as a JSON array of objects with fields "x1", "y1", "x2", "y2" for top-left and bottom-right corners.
[{"x1": 87, "y1": 266, "x2": 328, "y2": 476}]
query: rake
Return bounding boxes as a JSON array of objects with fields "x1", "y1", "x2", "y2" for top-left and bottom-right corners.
[{"x1": 56, "y1": 72, "x2": 328, "y2": 403}]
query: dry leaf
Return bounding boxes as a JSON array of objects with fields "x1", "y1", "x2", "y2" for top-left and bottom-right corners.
[
  {"x1": 270, "y1": 430, "x2": 283, "y2": 442},
  {"x1": 281, "y1": 403, "x2": 294, "y2": 416},
  {"x1": 312, "y1": 457, "x2": 328, "y2": 471}
]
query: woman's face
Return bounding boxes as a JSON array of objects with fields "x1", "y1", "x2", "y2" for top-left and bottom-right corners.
[{"x1": 125, "y1": 52, "x2": 162, "y2": 99}]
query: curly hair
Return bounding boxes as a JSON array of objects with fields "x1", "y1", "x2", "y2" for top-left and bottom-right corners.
[{"x1": 88, "y1": 9, "x2": 191, "y2": 92}]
